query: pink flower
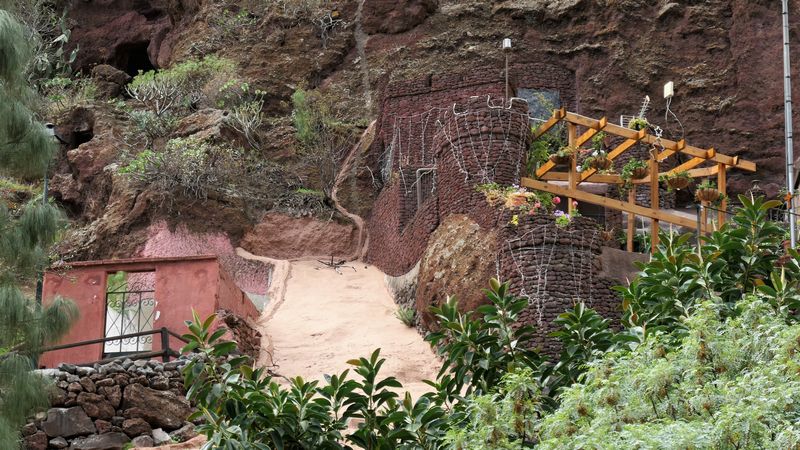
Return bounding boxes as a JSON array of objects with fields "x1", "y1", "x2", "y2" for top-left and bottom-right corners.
[
  {"x1": 534, "y1": 202, "x2": 542, "y2": 209},
  {"x1": 553, "y1": 196, "x2": 561, "y2": 205},
  {"x1": 572, "y1": 200, "x2": 579, "y2": 208}
]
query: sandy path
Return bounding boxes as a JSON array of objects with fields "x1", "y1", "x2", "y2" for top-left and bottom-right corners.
[{"x1": 264, "y1": 260, "x2": 440, "y2": 399}]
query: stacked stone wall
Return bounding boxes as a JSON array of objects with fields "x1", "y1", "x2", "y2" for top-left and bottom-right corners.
[
  {"x1": 22, "y1": 358, "x2": 198, "y2": 450},
  {"x1": 496, "y1": 214, "x2": 621, "y2": 355}
]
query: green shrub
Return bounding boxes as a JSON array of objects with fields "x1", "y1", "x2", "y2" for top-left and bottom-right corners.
[
  {"x1": 539, "y1": 295, "x2": 800, "y2": 449},
  {"x1": 120, "y1": 137, "x2": 246, "y2": 199},
  {"x1": 126, "y1": 56, "x2": 236, "y2": 115},
  {"x1": 394, "y1": 305, "x2": 415, "y2": 327}
]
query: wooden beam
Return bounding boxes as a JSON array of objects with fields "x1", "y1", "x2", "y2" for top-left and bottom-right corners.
[
  {"x1": 563, "y1": 112, "x2": 756, "y2": 172},
  {"x1": 520, "y1": 177, "x2": 711, "y2": 232},
  {"x1": 666, "y1": 157, "x2": 707, "y2": 176},
  {"x1": 568, "y1": 123, "x2": 577, "y2": 215},
  {"x1": 650, "y1": 153, "x2": 660, "y2": 254},
  {"x1": 579, "y1": 129, "x2": 646, "y2": 183},
  {"x1": 632, "y1": 165, "x2": 720, "y2": 184},
  {"x1": 627, "y1": 188, "x2": 635, "y2": 252},
  {"x1": 532, "y1": 108, "x2": 566, "y2": 140},
  {"x1": 542, "y1": 172, "x2": 623, "y2": 184},
  {"x1": 575, "y1": 116, "x2": 608, "y2": 147},
  {"x1": 718, "y1": 163, "x2": 727, "y2": 225}
]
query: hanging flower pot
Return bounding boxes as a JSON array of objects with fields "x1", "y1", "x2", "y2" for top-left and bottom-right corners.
[
  {"x1": 549, "y1": 154, "x2": 571, "y2": 165},
  {"x1": 631, "y1": 167, "x2": 649, "y2": 180},
  {"x1": 589, "y1": 156, "x2": 613, "y2": 171},
  {"x1": 666, "y1": 176, "x2": 691, "y2": 191},
  {"x1": 696, "y1": 188, "x2": 721, "y2": 203}
]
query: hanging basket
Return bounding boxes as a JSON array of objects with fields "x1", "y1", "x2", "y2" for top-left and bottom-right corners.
[
  {"x1": 696, "y1": 188, "x2": 721, "y2": 203},
  {"x1": 666, "y1": 177, "x2": 691, "y2": 191},
  {"x1": 589, "y1": 156, "x2": 613, "y2": 171},
  {"x1": 549, "y1": 154, "x2": 571, "y2": 165},
  {"x1": 631, "y1": 167, "x2": 649, "y2": 180}
]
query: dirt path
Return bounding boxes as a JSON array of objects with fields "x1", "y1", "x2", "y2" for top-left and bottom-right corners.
[{"x1": 262, "y1": 259, "x2": 440, "y2": 399}]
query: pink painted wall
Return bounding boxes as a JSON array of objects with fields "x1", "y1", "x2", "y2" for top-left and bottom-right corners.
[{"x1": 40, "y1": 256, "x2": 259, "y2": 367}]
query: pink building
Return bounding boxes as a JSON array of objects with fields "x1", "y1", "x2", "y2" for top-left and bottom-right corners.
[{"x1": 40, "y1": 255, "x2": 259, "y2": 368}]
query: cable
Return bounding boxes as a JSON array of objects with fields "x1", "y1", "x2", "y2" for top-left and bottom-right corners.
[{"x1": 664, "y1": 96, "x2": 685, "y2": 142}]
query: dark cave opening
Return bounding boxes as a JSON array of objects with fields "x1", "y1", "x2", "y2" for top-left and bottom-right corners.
[{"x1": 113, "y1": 42, "x2": 156, "y2": 77}]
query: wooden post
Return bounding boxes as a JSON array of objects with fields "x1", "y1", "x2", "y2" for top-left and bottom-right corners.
[
  {"x1": 717, "y1": 163, "x2": 727, "y2": 225},
  {"x1": 650, "y1": 152, "x2": 660, "y2": 254},
  {"x1": 627, "y1": 187, "x2": 635, "y2": 252},
  {"x1": 700, "y1": 201, "x2": 709, "y2": 231},
  {"x1": 567, "y1": 123, "x2": 577, "y2": 216}
]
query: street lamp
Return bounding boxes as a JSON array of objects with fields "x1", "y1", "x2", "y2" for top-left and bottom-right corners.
[
  {"x1": 782, "y1": 0, "x2": 797, "y2": 247},
  {"x1": 503, "y1": 38, "x2": 512, "y2": 105},
  {"x1": 34, "y1": 123, "x2": 61, "y2": 306}
]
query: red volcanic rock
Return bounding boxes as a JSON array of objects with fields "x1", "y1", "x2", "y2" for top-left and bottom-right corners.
[
  {"x1": 240, "y1": 213, "x2": 359, "y2": 260},
  {"x1": 415, "y1": 215, "x2": 499, "y2": 330},
  {"x1": 362, "y1": 0, "x2": 437, "y2": 34}
]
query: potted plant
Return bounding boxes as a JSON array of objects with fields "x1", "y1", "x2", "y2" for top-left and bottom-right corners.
[
  {"x1": 660, "y1": 170, "x2": 692, "y2": 191},
  {"x1": 619, "y1": 159, "x2": 649, "y2": 197},
  {"x1": 695, "y1": 179, "x2": 721, "y2": 203},
  {"x1": 583, "y1": 149, "x2": 613, "y2": 171},
  {"x1": 628, "y1": 117, "x2": 649, "y2": 131},
  {"x1": 550, "y1": 145, "x2": 576, "y2": 165}
]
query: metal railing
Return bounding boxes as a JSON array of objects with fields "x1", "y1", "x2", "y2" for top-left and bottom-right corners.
[{"x1": 42, "y1": 327, "x2": 189, "y2": 367}]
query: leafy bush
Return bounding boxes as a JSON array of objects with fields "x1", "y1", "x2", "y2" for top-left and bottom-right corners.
[
  {"x1": 538, "y1": 295, "x2": 800, "y2": 449},
  {"x1": 617, "y1": 195, "x2": 791, "y2": 341},
  {"x1": 291, "y1": 88, "x2": 359, "y2": 198},
  {"x1": 126, "y1": 56, "x2": 236, "y2": 116},
  {"x1": 119, "y1": 137, "x2": 250, "y2": 199}
]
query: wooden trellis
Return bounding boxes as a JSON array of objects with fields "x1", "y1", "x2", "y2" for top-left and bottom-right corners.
[{"x1": 521, "y1": 109, "x2": 757, "y2": 254}]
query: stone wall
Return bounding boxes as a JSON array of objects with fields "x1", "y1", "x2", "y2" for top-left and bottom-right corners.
[
  {"x1": 23, "y1": 358, "x2": 197, "y2": 450},
  {"x1": 496, "y1": 214, "x2": 622, "y2": 355}
]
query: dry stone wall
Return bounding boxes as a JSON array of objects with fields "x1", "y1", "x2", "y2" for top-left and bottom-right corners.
[{"x1": 22, "y1": 358, "x2": 198, "y2": 450}]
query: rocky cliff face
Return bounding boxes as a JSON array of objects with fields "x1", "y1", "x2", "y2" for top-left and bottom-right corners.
[
  {"x1": 66, "y1": 0, "x2": 800, "y2": 200},
  {"x1": 55, "y1": 0, "x2": 800, "y2": 262}
]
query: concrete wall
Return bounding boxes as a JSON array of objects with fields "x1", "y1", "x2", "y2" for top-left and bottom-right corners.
[{"x1": 41, "y1": 256, "x2": 259, "y2": 367}]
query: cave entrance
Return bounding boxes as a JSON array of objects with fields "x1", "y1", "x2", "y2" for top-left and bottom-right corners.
[{"x1": 113, "y1": 42, "x2": 156, "y2": 77}]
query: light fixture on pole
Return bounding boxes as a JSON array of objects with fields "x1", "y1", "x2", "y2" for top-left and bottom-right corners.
[
  {"x1": 781, "y1": 0, "x2": 796, "y2": 247},
  {"x1": 503, "y1": 38, "x2": 512, "y2": 105}
]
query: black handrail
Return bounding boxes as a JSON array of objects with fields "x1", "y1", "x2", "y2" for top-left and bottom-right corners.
[{"x1": 42, "y1": 327, "x2": 190, "y2": 366}]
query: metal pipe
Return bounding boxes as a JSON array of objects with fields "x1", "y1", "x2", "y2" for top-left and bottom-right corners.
[{"x1": 782, "y1": 0, "x2": 797, "y2": 247}]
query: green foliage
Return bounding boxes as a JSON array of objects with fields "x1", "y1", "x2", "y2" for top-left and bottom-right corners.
[
  {"x1": 547, "y1": 303, "x2": 614, "y2": 390},
  {"x1": 590, "y1": 131, "x2": 606, "y2": 151},
  {"x1": 120, "y1": 137, "x2": 253, "y2": 199},
  {"x1": 394, "y1": 306, "x2": 415, "y2": 327},
  {"x1": 426, "y1": 280, "x2": 544, "y2": 398},
  {"x1": 628, "y1": 117, "x2": 649, "y2": 131},
  {"x1": 527, "y1": 126, "x2": 564, "y2": 174},
  {"x1": 291, "y1": 87, "x2": 358, "y2": 197},
  {"x1": 445, "y1": 368, "x2": 544, "y2": 449},
  {"x1": 617, "y1": 195, "x2": 789, "y2": 342},
  {"x1": 181, "y1": 309, "x2": 447, "y2": 449},
  {"x1": 40, "y1": 75, "x2": 97, "y2": 116},
  {"x1": 0, "y1": 10, "x2": 77, "y2": 448},
  {"x1": 619, "y1": 158, "x2": 648, "y2": 196},
  {"x1": 126, "y1": 56, "x2": 236, "y2": 116},
  {"x1": 539, "y1": 296, "x2": 800, "y2": 449}
]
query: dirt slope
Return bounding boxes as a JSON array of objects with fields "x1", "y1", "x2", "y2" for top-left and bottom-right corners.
[{"x1": 263, "y1": 259, "x2": 440, "y2": 399}]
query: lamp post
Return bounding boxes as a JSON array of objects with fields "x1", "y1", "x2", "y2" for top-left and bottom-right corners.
[
  {"x1": 503, "y1": 38, "x2": 512, "y2": 105},
  {"x1": 34, "y1": 123, "x2": 58, "y2": 306},
  {"x1": 782, "y1": 0, "x2": 797, "y2": 247}
]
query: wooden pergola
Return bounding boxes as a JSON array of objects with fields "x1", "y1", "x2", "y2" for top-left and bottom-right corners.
[{"x1": 521, "y1": 109, "x2": 757, "y2": 254}]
